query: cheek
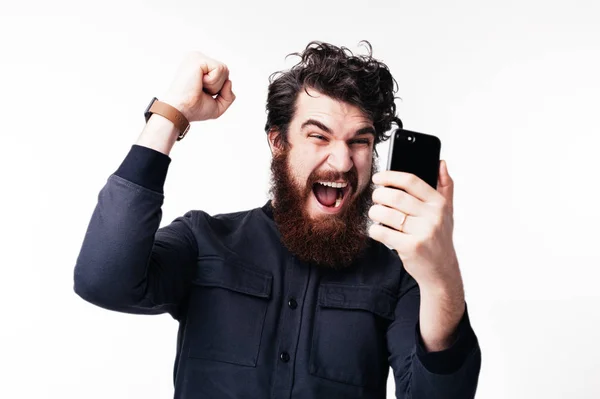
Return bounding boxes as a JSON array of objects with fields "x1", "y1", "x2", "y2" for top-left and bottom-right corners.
[
  {"x1": 288, "y1": 153, "x2": 315, "y2": 189},
  {"x1": 294, "y1": 150, "x2": 325, "y2": 178},
  {"x1": 355, "y1": 157, "x2": 373, "y2": 191}
]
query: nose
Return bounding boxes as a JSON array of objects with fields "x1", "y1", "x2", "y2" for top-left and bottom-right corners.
[{"x1": 326, "y1": 142, "x2": 353, "y2": 173}]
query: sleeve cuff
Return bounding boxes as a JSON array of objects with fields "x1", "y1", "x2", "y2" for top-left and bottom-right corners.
[
  {"x1": 113, "y1": 145, "x2": 172, "y2": 193},
  {"x1": 415, "y1": 301, "x2": 478, "y2": 375}
]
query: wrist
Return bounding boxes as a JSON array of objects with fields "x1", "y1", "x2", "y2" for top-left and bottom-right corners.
[
  {"x1": 136, "y1": 114, "x2": 180, "y2": 156},
  {"x1": 161, "y1": 95, "x2": 192, "y2": 121}
]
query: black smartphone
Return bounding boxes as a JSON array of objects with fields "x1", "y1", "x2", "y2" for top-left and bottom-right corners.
[{"x1": 386, "y1": 129, "x2": 441, "y2": 189}]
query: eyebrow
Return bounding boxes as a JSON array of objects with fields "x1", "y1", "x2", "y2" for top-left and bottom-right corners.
[{"x1": 300, "y1": 119, "x2": 376, "y2": 137}]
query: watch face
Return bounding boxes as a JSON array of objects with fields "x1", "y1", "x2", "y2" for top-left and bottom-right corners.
[{"x1": 144, "y1": 97, "x2": 158, "y2": 122}]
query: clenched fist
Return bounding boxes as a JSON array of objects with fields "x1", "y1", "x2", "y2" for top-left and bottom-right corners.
[{"x1": 162, "y1": 52, "x2": 236, "y2": 123}]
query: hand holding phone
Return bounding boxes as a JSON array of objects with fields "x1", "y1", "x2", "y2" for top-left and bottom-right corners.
[{"x1": 370, "y1": 129, "x2": 462, "y2": 314}]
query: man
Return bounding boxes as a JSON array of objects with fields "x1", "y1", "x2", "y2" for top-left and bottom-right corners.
[{"x1": 74, "y1": 41, "x2": 481, "y2": 398}]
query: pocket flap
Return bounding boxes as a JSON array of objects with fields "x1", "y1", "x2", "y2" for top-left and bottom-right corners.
[
  {"x1": 193, "y1": 256, "x2": 273, "y2": 298},
  {"x1": 319, "y1": 284, "x2": 396, "y2": 320}
]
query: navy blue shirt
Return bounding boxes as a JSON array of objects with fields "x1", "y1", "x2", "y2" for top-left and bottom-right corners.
[{"x1": 73, "y1": 144, "x2": 481, "y2": 398}]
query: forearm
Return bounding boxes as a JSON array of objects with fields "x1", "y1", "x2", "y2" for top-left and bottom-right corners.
[
  {"x1": 419, "y1": 271, "x2": 466, "y2": 352},
  {"x1": 409, "y1": 307, "x2": 481, "y2": 399}
]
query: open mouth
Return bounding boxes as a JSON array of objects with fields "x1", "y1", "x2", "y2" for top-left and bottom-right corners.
[{"x1": 312, "y1": 181, "x2": 351, "y2": 210}]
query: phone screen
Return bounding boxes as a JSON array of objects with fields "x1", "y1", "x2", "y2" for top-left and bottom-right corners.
[{"x1": 386, "y1": 129, "x2": 441, "y2": 189}]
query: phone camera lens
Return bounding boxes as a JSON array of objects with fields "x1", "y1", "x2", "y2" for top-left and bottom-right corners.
[{"x1": 407, "y1": 135, "x2": 415, "y2": 143}]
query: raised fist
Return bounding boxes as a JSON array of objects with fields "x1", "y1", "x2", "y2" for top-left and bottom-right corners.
[{"x1": 162, "y1": 52, "x2": 235, "y2": 122}]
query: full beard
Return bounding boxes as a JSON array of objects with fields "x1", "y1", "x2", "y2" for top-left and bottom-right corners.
[{"x1": 269, "y1": 149, "x2": 377, "y2": 269}]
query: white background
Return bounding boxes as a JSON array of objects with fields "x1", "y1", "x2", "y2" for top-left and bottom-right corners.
[{"x1": 1, "y1": 0, "x2": 599, "y2": 398}]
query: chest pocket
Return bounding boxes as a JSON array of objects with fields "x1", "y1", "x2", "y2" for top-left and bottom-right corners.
[
  {"x1": 186, "y1": 256, "x2": 273, "y2": 367},
  {"x1": 309, "y1": 283, "x2": 397, "y2": 388}
]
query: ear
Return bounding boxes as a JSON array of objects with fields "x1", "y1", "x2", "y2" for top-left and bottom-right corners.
[{"x1": 267, "y1": 128, "x2": 284, "y2": 156}]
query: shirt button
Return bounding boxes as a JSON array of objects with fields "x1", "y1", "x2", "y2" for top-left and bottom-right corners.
[
  {"x1": 280, "y1": 352, "x2": 290, "y2": 363},
  {"x1": 288, "y1": 298, "x2": 298, "y2": 309}
]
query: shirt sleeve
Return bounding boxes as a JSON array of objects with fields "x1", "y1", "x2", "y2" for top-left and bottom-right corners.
[
  {"x1": 387, "y1": 269, "x2": 482, "y2": 398},
  {"x1": 414, "y1": 301, "x2": 478, "y2": 374},
  {"x1": 114, "y1": 144, "x2": 171, "y2": 193},
  {"x1": 73, "y1": 144, "x2": 198, "y2": 320}
]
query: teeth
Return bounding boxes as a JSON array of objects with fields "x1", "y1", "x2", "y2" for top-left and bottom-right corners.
[
  {"x1": 318, "y1": 181, "x2": 348, "y2": 188},
  {"x1": 334, "y1": 188, "x2": 343, "y2": 208}
]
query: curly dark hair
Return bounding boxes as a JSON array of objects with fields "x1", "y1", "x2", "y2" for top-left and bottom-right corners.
[{"x1": 264, "y1": 40, "x2": 402, "y2": 149}]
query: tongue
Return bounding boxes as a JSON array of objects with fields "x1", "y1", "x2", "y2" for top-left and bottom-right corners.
[{"x1": 314, "y1": 185, "x2": 338, "y2": 207}]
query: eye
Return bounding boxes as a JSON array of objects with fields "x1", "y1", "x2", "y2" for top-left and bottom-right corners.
[
  {"x1": 351, "y1": 139, "x2": 371, "y2": 145},
  {"x1": 310, "y1": 134, "x2": 327, "y2": 141}
]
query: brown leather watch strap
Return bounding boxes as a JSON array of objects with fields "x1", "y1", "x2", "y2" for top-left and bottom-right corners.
[{"x1": 148, "y1": 100, "x2": 191, "y2": 141}]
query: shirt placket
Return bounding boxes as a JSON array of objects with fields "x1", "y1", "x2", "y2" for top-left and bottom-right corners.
[{"x1": 270, "y1": 255, "x2": 312, "y2": 399}]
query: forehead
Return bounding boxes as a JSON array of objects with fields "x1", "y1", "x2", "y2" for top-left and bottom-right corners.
[{"x1": 292, "y1": 88, "x2": 372, "y2": 130}]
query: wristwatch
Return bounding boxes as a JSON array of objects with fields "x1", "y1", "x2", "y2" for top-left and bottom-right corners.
[{"x1": 144, "y1": 97, "x2": 191, "y2": 141}]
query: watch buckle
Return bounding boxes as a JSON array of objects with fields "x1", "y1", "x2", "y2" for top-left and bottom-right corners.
[{"x1": 177, "y1": 124, "x2": 190, "y2": 141}]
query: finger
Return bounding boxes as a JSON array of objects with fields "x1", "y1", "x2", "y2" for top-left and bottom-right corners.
[
  {"x1": 368, "y1": 223, "x2": 409, "y2": 251},
  {"x1": 372, "y1": 186, "x2": 426, "y2": 216},
  {"x1": 215, "y1": 79, "x2": 236, "y2": 117},
  {"x1": 436, "y1": 160, "x2": 454, "y2": 209},
  {"x1": 373, "y1": 171, "x2": 439, "y2": 204},
  {"x1": 368, "y1": 204, "x2": 412, "y2": 233},
  {"x1": 203, "y1": 63, "x2": 229, "y2": 95}
]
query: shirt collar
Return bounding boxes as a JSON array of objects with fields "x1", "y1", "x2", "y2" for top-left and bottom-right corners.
[{"x1": 261, "y1": 200, "x2": 274, "y2": 220}]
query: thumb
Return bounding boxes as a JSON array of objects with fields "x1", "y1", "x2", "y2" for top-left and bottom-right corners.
[
  {"x1": 215, "y1": 80, "x2": 236, "y2": 117},
  {"x1": 437, "y1": 160, "x2": 454, "y2": 207},
  {"x1": 202, "y1": 64, "x2": 229, "y2": 95}
]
